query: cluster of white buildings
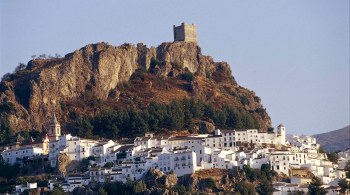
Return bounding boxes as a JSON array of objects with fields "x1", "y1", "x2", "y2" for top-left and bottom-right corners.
[{"x1": 1, "y1": 115, "x2": 349, "y2": 193}]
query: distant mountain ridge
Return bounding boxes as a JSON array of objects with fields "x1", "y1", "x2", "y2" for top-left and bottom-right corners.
[{"x1": 313, "y1": 125, "x2": 350, "y2": 153}]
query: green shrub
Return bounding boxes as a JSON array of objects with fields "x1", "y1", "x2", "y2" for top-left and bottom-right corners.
[
  {"x1": 150, "y1": 57, "x2": 160, "y2": 69},
  {"x1": 200, "y1": 178, "x2": 216, "y2": 190},
  {"x1": 181, "y1": 72, "x2": 194, "y2": 82},
  {"x1": 240, "y1": 96, "x2": 249, "y2": 105},
  {"x1": 130, "y1": 68, "x2": 147, "y2": 80},
  {"x1": 0, "y1": 102, "x2": 16, "y2": 113}
]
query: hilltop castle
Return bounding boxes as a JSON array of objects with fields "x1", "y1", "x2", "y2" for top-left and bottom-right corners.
[{"x1": 173, "y1": 22, "x2": 197, "y2": 43}]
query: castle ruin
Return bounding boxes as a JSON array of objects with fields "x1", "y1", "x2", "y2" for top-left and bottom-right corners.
[{"x1": 173, "y1": 22, "x2": 197, "y2": 43}]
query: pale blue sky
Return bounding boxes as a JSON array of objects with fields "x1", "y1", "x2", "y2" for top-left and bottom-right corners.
[{"x1": 0, "y1": 0, "x2": 349, "y2": 135}]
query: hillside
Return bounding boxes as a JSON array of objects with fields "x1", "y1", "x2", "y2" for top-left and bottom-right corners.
[
  {"x1": 0, "y1": 41, "x2": 271, "y2": 140},
  {"x1": 313, "y1": 125, "x2": 350, "y2": 153}
]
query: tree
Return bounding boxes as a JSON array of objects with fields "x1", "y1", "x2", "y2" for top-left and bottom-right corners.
[
  {"x1": 103, "y1": 162, "x2": 113, "y2": 168},
  {"x1": 74, "y1": 117, "x2": 93, "y2": 138},
  {"x1": 234, "y1": 180, "x2": 256, "y2": 195},
  {"x1": 98, "y1": 187, "x2": 108, "y2": 195},
  {"x1": 345, "y1": 160, "x2": 350, "y2": 178},
  {"x1": 134, "y1": 180, "x2": 147, "y2": 193},
  {"x1": 200, "y1": 178, "x2": 216, "y2": 191},
  {"x1": 1, "y1": 73, "x2": 11, "y2": 82},
  {"x1": 318, "y1": 147, "x2": 326, "y2": 154},
  {"x1": 47, "y1": 183, "x2": 68, "y2": 195},
  {"x1": 103, "y1": 181, "x2": 134, "y2": 195},
  {"x1": 172, "y1": 184, "x2": 187, "y2": 194},
  {"x1": 181, "y1": 72, "x2": 194, "y2": 82},
  {"x1": 38, "y1": 54, "x2": 47, "y2": 59},
  {"x1": 338, "y1": 178, "x2": 350, "y2": 194},
  {"x1": 267, "y1": 127, "x2": 274, "y2": 133},
  {"x1": 326, "y1": 152, "x2": 339, "y2": 164},
  {"x1": 214, "y1": 109, "x2": 227, "y2": 128},
  {"x1": 308, "y1": 176, "x2": 327, "y2": 195},
  {"x1": 0, "y1": 117, "x2": 14, "y2": 145},
  {"x1": 0, "y1": 156, "x2": 19, "y2": 179},
  {"x1": 261, "y1": 164, "x2": 277, "y2": 180},
  {"x1": 167, "y1": 100, "x2": 185, "y2": 130},
  {"x1": 256, "y1": 178, "x2": 274, "y2": 195},
  {"x1": 15, "y1": 63, "x2": 26, "y2": 72},
  {"x1": 242, "y1": 165, "x2": 257, "y2": 182}
]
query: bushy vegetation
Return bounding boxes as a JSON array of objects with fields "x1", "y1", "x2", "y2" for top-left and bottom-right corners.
[
  {"x1": 318, "y1": 147, "x2": 339, "y2": 164},
  {"x1": 308, "y1": 176, "x2": 327, "y2": 195},
  {"x1": 150, "y1": 57, "x2": 161, "y2": 70},
  {"x1": 101, "y1": 179, "x2": 144, "y2": 195},
  {"x1": 326, "y1": 152, "x2": 339, "y2": 164},
  {"x1": 345, "y1": 160, "x2": 350, "y2": 179},
  {"x1": 239, "y1": 164, "x2": 277, "y2": 195},
  {"x1": 69, "y1": 166, "x2": 277, "y2": 194},
  {"x1": 338, "y1": 177, "x2": 350, "y2": 194},
  {"x1": 199, "y1": 177, "x2": 216, "y2": 190},
  {"x1": 72, "y1": 98, "x2": 259, "y2": 139},
  {"x1": 0, "y1": 156, "x2": 20, "y2": 193},
  {"x1": 130, "y1": 67, "x2": 147, "y2": 81},
  {"x1": 180, "y1": 72, "x2": 194, "y2": 82},
  {"x1": 14, "y1": 81, "x2": 31, "y2": 109},
  {"x1": 0, "y1": 102, "x2": 16, "y2": 113},
  {"x1": 0, "y1": 117, "x2": 14, "y2": 146}
]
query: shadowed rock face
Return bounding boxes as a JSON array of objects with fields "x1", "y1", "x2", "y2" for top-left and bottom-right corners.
[{"x1": 0, "y1": 41, "x2": 271, "y2": 132}]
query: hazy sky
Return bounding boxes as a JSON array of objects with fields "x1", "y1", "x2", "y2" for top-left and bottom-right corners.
[{"x1": 0, "y1": 0, "x2": 349, "y2": 135}]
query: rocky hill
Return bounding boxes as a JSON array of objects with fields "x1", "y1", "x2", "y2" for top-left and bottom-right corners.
[
  {"x1": 0, "y1": 41, "x2": 271, "y2": 137},
  {"x1": 313, "y1": 125, "x2": 350, "y2": 153}
]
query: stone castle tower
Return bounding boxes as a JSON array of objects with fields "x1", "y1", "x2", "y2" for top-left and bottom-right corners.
[
  {"x1": 173, "y1": 22, "x2": 197, "y2": 43},
  {"x1": 48, "y1": 113, "x2": 61, "y2": 141}
]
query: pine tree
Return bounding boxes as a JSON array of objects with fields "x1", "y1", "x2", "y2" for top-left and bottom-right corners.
[{"x1": 308, "y1": 176, "x2": 327, "y2": 195}]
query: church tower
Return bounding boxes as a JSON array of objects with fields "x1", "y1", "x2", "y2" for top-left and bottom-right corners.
[
  {"x1": 277, "y1": 124, "x2": 286, "y2": 145},
  {"x1": 48, "y1": 113, "x2": 61, "y2": 141}
]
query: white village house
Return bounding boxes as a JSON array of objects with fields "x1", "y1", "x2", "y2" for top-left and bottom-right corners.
[{"x1": 1, "y1": 115, "x2": 348, "y2": 194}]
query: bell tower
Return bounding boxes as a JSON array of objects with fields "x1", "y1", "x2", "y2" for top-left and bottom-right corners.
[
  {"x1": 277, "y1": 124, "x2": 286, "y2": 145},
  {"x1": 48, "y1": 113, "x2": 61, "y2": 141}
]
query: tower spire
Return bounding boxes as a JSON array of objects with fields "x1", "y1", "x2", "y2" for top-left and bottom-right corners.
[
  {"x1": 52, "y1": 112, "x2": 59, "y2": 125},
  {"x1": 48, "y1": 112, "x2": 61, "y2": 141}
]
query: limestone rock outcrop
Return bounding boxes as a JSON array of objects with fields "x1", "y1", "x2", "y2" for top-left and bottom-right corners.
[
  {"x1": 0, "y1": 41, "x2": 271, "y2": 132},
  {"x1": 144, "y1": 168, "x2": 178, "y2": 189},
  {"x1": 57, "y1": 153, "x2": 71, "y2": 177}
]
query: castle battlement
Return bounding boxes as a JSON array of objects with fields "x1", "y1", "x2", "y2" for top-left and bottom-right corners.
[{"x1": 173, "y1": 22, "x2": 197, "y2": 43}]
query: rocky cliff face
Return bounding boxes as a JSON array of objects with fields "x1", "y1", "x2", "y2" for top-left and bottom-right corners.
[
  {"x1": 144, "y1": 168, "x2": 178, "y2": 189},
  {"x1": 0, "y1": 41, "x2": 271, "y2": 132}
]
